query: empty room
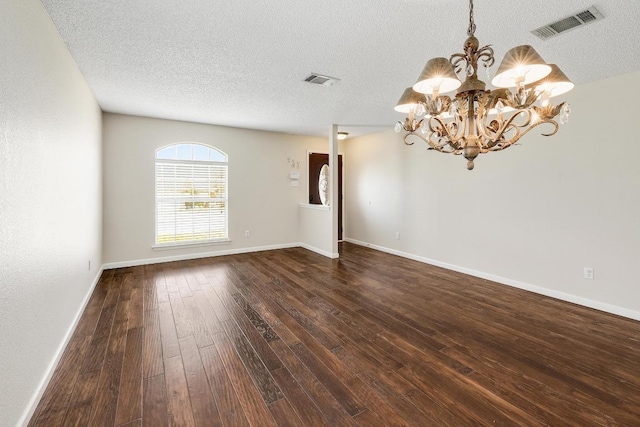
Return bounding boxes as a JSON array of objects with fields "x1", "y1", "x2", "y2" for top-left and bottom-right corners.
[{"x1": 2, "y1": 0, "x2": 640, "y2": 426}]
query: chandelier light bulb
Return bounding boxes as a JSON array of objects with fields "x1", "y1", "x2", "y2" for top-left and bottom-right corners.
[
  {"x1": 531, "y1": 111, "x2": 540, "y2": 125},
  {"x1": 540, "y1": 91, "x2": 551, "y2": 107}
]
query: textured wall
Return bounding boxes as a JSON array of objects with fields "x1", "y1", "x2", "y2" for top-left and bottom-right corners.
[
  {"x1": 0, "y1": 1, "x2": 103, "y2": 426},
  {"x1": 102, "y1": 113, "x2": 327, "y2": 265},
  {"x1": 345, "y1": 70, "x2": 640, "y2": 318}
]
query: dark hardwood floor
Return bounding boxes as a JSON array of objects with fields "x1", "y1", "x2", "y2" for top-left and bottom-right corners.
[{"x1": 29, "y1": 243, "x2": 640, "y2": 426}]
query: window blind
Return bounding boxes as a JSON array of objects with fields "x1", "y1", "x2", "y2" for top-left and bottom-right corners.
[{"x1": 155, "y1": 160, "x2": 228, "y2": 245}]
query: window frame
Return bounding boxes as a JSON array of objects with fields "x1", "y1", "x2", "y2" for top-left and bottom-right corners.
[{"x1": 153, "y1": 142, "x2": 230, "y2": 249}]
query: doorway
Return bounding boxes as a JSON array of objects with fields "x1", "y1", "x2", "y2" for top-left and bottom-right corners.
[{"x1": 308, "y1": 152, "x2": 343, "y2": 241}]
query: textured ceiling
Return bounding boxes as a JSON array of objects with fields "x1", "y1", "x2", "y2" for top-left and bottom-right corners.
[{"x1": 39, "y1": 0, "x2": 640, "y2": 138}]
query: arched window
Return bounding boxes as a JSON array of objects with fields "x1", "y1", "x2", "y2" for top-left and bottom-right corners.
[{"x1": 155, "y1": 143, "x2": 228, "y2": 246}]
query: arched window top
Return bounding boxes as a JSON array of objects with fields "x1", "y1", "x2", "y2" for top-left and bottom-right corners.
[{"x1": 156, "y1": 143, "x2": 227, "y2": 162}]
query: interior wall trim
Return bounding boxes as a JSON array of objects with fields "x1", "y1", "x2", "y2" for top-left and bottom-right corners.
[
  {"x1": 19, "y1": 267, "x2": 105, "y2": 427},
  {"x1": 298, "y1": 243, "x2": 340, "y2": 259},
  {"x1": 344, "y1": 237, "x2": 640, "y2": 322}
]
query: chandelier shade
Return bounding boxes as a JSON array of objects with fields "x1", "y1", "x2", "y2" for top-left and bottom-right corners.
[
  {"x1": 529, "y1": 64, "x2": 574, "y2": 97},
  {"x1": 491, "y1": 45, "x2": 551, "y2": 88},
  {"x1": 394, "y1": 0, "x2": 573, "y2": 170},
  {"x1": 394, "y1": 88, "x2": 426, "y2": 113},
  {"x1": 413, "y1": 58, "x2": 461, "y2": 95}
]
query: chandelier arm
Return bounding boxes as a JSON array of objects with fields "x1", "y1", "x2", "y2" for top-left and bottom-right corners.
[
  {"x1": 475, "y1": 114, "x2": 492, "y2": 151},
  {"x1": 476, "y1": 46, "x2": 495, "y2": 68},
  {"x1": 450, "y1": 53, "x2": 467, "y2": 74},
  {"x1": 429, "y1": 115, "x2": 463, "y2": 151},
  {"x1": 403, "y1": 134, "x2": 416, "y2": 146},
  {"x1": 510, "y1": 119, "x2": 560, "y2": 141},
  {"x1": 428, "y1": 133, "x2": 459, "y2": 154},
  {"x1": 403, "y1": 131, "x2": 457, "y2": 154},
  {"x1": 486, "y1": 108, "x2": 533, "y2": 144},
  {"x1": 486, "y1": 118, "x2": 560, "y2": 152}
]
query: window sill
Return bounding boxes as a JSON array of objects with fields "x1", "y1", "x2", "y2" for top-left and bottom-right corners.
[{"x1": 152, "y1": 239, "x2": 231, "y2": 251}]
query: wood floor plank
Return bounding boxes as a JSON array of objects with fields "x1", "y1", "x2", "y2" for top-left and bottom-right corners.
[
  {"x1": 169, "y1": 292, "x2": 193, "y2": 338},
  {"x1": 67, "y1": 368, "x2": 101, "y2": 407},
  {"x1": 30, "y1": 244, "x2": 640, "y2": 426},
  {"x1": 199, "y1": 344, "x2": 251, "y2": 427},
  {"x1": 142, "y1": 265, "x2": 158, "y2": 312},
  {"x1": 115, "y1": 327, "x2": 143, "y2": 425},
  {"x1": 182, "y1": 294, "x2": 215, "y2": 347},
  {"x1": 268, "y1": 398, "x2": 304, "y2": 427},
  {"x1": 270, "y1": 367, "x2": 331, "y2": 427},
  {"x1": 157, "y1": 301, "x2": 180, "y2": 360},
  {"x1": 80, "y1": 304, "x2": 117, "y2": 374},
  {"x1": 118, "y1": 419, "x2": 142, "y2": 427},
  {"x1": 89, "y1": 299, "x2": 129, "y2": 426},
  {"x1": 127, "y1": 286, "x2": 144, "y2": 330},
  {"x1": 163, "y1": 267, "x2": 181, "y2": 295},
  {"x1": 164, "y1": 355, "x2": 197, "y2": 426},
  {"x1": 73, "y1": 274, "x2": 111, "y2": 337},
  {"x1": 220, "y1": 320, "x2": 284, "y2": 404},
  {"x1": 289, "y1": 342, "x2": 367, "y2": 417},
  {"x1": 212, "y1": 281, "x2": 284, "y2": 371},
  {"x1": 178, "y1": 335, "x2": 223, "y2": 427},
  {"x1": 214, "y1": 332, "x2": 278, "y2": 427},
  {"x1": 269, "y1": 339, "x2": 359, "y2": 427},
  {"x1": 29, "y1": 335, "x2": 90, "y2": 426},
  {"x1": 153, "y1": 270, "x2": 170, "y2": 305},
  {"x1": 62, "y1": 402, "x2": 92, "y2": 427},
  {"x1": 143, "y1": 374, "x2": 168, "y2": 427},
  {"x1": 175, "y1": 272, "x2": 194, "y2": 298},
  {"x1": 192, "y1": 289, "x2": 223, "y2": 337},
  {"x1": 184, "y1": 270, "x2": 203, "y2": 291},
  {"x1": 142, "y1": 308, "x2": 164, "y2": 379},
  {"x1": 201, "y1": 281, "x2": 231, "y2": 322}
]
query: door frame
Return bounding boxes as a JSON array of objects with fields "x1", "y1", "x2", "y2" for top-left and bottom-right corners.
[{"x1": 306, "y1": 150, "x2": 346, "y2": 241}]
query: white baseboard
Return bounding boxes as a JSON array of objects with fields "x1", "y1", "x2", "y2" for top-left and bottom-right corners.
[
  {"x1": 103, "y1": 243, "x2": 300, "y2": 269},
  {"x1": 344, "y1": 237, "x2": 640, "y2": 322},
  {"x1": 299, "y1": 243, "x2": 339, "y2": 259},
  {"x1": 19, "y1": 267, "x2": 105, "y2": 427},
  {"x1": 104, "y1": 243, "x2": 341, "y2": 270}
]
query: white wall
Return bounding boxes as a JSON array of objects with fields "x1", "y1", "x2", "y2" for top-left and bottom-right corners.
[
  {"x1": 102, "y1": 113, "x2": 327, "y2": 265},
  {"x1": 299, "y1": 205, "x2": 333, "y2": 256},
  {"x1": 345, "y1": 70, "x2": 640, "y2": 319},
  {"x1": 0, "y1": 1, "x2": 103, "y2": 426}
]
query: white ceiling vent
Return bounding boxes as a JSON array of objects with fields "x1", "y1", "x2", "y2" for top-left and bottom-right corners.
[
  {"x1": 532, "y1": 6, "x2": 604, "y2": 40},
  {"x1": 304, "y1": 73, "x2": 340, "y2": 87}
]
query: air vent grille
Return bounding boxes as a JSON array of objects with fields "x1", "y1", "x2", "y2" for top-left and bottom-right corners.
[
  {"x1": 303, "y1": 73, "x2": 340, "y2": 87},
  {"x1": 532, "y1": 6, "x2": 604, "y2": 40}
]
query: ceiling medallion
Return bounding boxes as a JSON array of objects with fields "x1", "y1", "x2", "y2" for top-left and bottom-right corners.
[{"x1": 394, "y1": 0, "x2": 573, "y2": 170}]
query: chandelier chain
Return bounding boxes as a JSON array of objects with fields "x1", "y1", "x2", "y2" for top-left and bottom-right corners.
[{"x1": 467, "y1": 0, "x2": 476, "y2": 37}]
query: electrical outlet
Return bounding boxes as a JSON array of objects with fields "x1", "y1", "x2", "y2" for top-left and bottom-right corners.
[
  {"x1": 88, "y1": 260, "x2": 91, "y2": 271},
  {"x1": 584, "y1": 267, "x2": 594, "y2": 279},
  {"x1": 395, "y1": 232, "x2": 400, "y2": 240},
  {"x1": 245, "y1": 230, "x2": 250, "y2": 237}
]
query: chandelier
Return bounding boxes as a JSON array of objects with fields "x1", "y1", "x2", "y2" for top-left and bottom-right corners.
[{"x1": 394, "y1": 0, "x2": 573, "y2": 170}]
